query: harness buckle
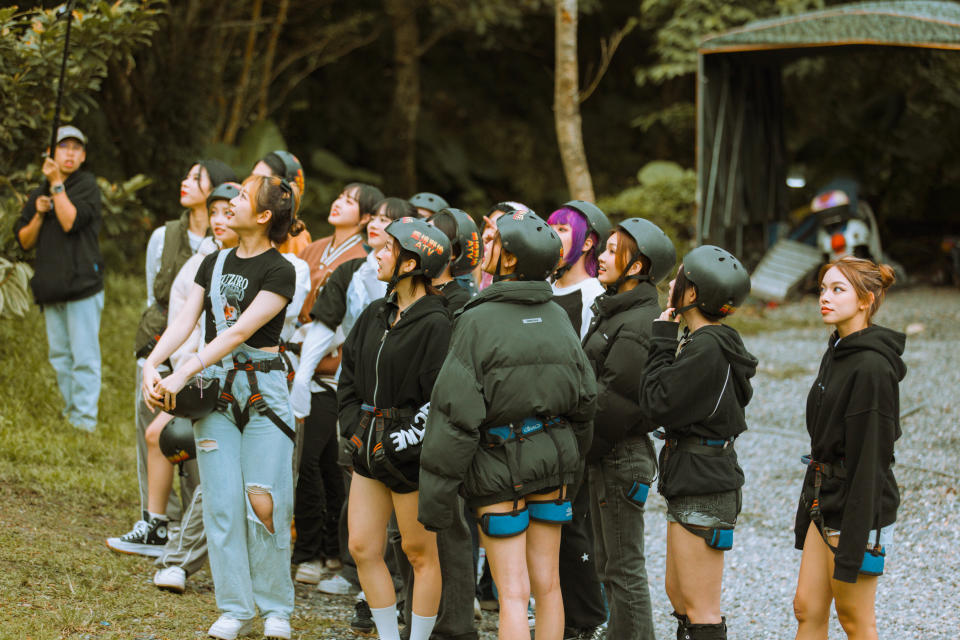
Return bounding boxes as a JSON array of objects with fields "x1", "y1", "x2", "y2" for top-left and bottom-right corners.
[{"x1": 249, "y1": 393, "x2": 269, "y2": 414}]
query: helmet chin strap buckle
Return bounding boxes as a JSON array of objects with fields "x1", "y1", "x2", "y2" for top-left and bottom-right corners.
[{"x1": 551, "y1": 261, "x2": 573, "y2": 282}]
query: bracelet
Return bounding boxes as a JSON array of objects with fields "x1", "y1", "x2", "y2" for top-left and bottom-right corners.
[{"x1": 195, "y1": 354, "x2": 206, "y2": 370}]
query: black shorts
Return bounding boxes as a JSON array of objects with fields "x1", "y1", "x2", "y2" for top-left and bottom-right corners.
[{"x1": 352, "y1": 451, "x2": 420, "y2": 494}]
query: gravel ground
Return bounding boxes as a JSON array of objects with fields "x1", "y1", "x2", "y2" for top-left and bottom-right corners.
[{"x1": 292, "y1": 286, "x2": 960, "y2": 639}]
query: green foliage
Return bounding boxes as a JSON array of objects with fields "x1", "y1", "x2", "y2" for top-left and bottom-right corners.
[
  {"x1": 0, "y1": 2, "x2": 164, "y2": 273},
  {"x1": 0, "y1": 257, "x2": 33, "y2": 318},
  {"x1": 635, "y1": 0, "x2": 824, "y2": 87},
  {"x1": 597, "y1": 160, "x2": 697, "y2": 246},
  {"x1": 0, "y1": 2, "x2": 165, "y2": 165},
  {"x1": 98, "y1": 174, "x2": 155, "y2": 268}
]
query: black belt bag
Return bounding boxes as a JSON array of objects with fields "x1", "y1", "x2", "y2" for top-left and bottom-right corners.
[{"x1": 169, "y1": 375, "x2": 221, "y2": 420}]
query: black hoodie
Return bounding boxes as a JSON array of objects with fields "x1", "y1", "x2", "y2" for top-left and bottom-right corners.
[
  {"x1": 338, "y1": 293, "x2": 452, "y2": 439},
  {"x1": 639, "y1": 321, "x2": 758, "y2": 498},
  {"x1": 15, "y1": 170, "x2": 104, "y2": 304},
  {"x1": 794, "y1": 325, "x2": 905, "y2": 583}
]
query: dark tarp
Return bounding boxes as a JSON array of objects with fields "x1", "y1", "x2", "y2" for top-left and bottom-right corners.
[{"x1": 696, "y1": 1, "x2": 960, "y2": 252}]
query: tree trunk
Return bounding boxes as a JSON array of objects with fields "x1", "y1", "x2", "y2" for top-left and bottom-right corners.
[
  {"x1": 257, "y1": 0, "x2": 289, "y2": 121},
  {"x1": 381, "y1": 0, "x2": 420, "y2": 196},
  {"x1": 554, "y1": 0, "x2": 595, "y2": 201},
  {"x1": 222, "y1": 0, "x2": 263, "y2": 144}
]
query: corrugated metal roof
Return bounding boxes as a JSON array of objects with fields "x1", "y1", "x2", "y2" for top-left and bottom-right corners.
[{"x1": 700, "y1": 1, "x2": 960, "y2": 54}]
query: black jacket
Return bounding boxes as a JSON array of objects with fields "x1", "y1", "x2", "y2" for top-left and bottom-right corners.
[
  {"x1": 794, "y1": 325, "x2": 905, "y2": 583},
  {"x1": 418, "y1": 280, "x2": 597, "y2": 530},
  {"x1": 639, "y1": 321, "x2": 758, "y2": 498},
  {"x1": 15, "y1": 170, "x2": 104, "y2": 304},
  {"x1": 337, "y1": 293, "x2": 451, "y2": 439},
  {"x1": 581, "y1": 281, "x2": 662, "y2": 463},
  {"x1": 439, "y1": 279, "x2": 470, "y2": 314},
  {"x1": 310, "y1": 257, "x2": 365, "y2": 329}
]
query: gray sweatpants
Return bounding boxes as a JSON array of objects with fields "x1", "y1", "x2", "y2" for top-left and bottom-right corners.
[{"x1": 155, "y1": 463, "x2": 208, "y2": 575}]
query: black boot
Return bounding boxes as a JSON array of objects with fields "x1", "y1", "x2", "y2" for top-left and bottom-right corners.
[
  {"x1": 671, "y1": 611, "x2": 689, "y2": 640},
  {"x1": 681, "y1": 616, "x2": 727, "y2": 640}
]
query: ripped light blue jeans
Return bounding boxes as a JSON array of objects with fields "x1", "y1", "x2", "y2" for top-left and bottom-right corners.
[{"x1": 194, "y1": 345, "x2": 295, "y2": 621}]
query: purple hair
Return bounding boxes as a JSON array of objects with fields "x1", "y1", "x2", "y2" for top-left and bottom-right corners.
[{"x1": 547, "y1": 207, "x2": 599, "y2": 277}]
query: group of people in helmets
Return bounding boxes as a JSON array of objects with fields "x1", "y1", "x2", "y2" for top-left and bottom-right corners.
[{"x1": 103, "y1": 148, "x2": 904, "y2": 640}]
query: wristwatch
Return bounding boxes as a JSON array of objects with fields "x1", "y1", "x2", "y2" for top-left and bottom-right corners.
[{"x1": 50, "y1": 183, "x2": 65, "y2": 195}]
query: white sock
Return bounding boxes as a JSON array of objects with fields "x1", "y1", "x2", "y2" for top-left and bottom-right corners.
[
  {"x1": 147, "y1": 511, "x2": 168, "y2": 522},
  {"x1": 368, "y1": 603, "x2": 401, "y2": 640},
  {"x1": 408, "y1": 613, "x2": 438, "y2": 640}
]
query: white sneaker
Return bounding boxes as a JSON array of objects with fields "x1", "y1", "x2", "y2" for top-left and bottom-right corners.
[
  {"x1": 294, "y1": 559, "x2": 324, "y2": 584},
  {"x1": 153, "y1": 566, "x2": 186, "y2": 593},
  {"x1": 263, "y1": 617, "x2": 291, "y2": 639},
  {"x1": 474, "y1": 597, "x2": 483, "y2": 620},
  {"x1": 316, "y1": 573, "x2": 359, "y2": 595},
  {"x1": 206, "y1": 614, "x2": 253, "y2": 640}
]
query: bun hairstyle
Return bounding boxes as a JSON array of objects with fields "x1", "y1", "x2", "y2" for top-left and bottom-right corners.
[
  {"x1": 244, "y1": 174, "x2": 304, "y2": 245},
  {"x1": 818, "y1": 255, "x2": 896, "y2": 321}
]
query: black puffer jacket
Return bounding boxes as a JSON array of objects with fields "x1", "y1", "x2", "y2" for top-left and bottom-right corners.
[
  {"x1": 639, "y1": 321, "x2": 758, "y2": 499},
  {"x1": 581, "y1": 281, "x2": 662, "y2": 463},
  {"x1": 337, "y1": 293, "x2": 451, "y2": 439},
  {"x1": 794, "y1": 326, "x2": 905, "y2": 583},
  {"x1": 418, "y1": 280, "x2": 598, "y2": 530}
]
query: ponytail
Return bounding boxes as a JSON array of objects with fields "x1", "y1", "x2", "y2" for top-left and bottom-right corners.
[{"x1": 242, "y1": 175, "x2": 303, "y2": 245}]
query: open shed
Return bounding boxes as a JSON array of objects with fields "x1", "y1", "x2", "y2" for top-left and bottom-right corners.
[{"x1": 695, "y1": 0, "x2": 960, "y2": 257}]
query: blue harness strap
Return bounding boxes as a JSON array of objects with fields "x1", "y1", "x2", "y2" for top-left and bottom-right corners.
[
  {"x1": 626, "y1": 481, "x2": 650, "y2": 507},
  {"x1": 479, "y1": 507, "x2": 530, "y2": 538},
  {"x1": 527, "y1": 499, "x2": 573, "y2": 524},
  {"x1": 485, "y1": 416, "x2": 550, "y2": 444}
]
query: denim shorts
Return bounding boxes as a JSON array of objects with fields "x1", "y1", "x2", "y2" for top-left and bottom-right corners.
[
  {"x1": 823, "y1": 523, "x2": 895, "y2": 548},
  {"x1": 665, "y1": 489, "x2": 741, "y2": 529}
]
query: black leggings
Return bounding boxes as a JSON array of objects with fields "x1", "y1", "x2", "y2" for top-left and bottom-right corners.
[{"x1": 292, "y1": 390, "x2": 344, "y2": 563}]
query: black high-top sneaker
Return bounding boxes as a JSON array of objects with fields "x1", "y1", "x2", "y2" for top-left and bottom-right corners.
[{"x1": 105, "y1": 516, "x2": 169, "y2": 557}]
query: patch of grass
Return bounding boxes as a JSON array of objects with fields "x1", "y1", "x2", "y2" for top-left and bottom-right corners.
[{"x1": 0, "y1": 274, "x2": 350, "y2": 638}]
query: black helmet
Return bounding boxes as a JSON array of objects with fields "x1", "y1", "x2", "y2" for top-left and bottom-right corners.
[
  {"x1": 680, "y1": 245, "x2": 750, "y2": 317},
  {"x1": 618, "y1": 218, "x2": 677, "y2": 284},
  {"x1": 385, "y1": 217, "x2": 452, "y2": 286},
  {"x1": 206, "y1": 181, "x2": 242, "y2": 208},
  {"x1": 431, "y1": 208, "x2": 483, "y2": 276},
  {"x1": 159, "y1": 419, "x2": 196, "y2": 463},
  {"x1": 496, "y1": 210, "x2": 563, "y2": 281},
  {"x1": 267, "y1": 150, "x2": 305, "y2": 194},
  {"x1": 409, "y1": 192, "x2": 450, "y2": 215},
  {"x1": 561, "y1": 200, "x2": 613, "y2": 243}
]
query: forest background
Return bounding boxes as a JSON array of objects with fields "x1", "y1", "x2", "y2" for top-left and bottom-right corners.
[{"x1": 2, "y1": 0, "x2": 960, "y2": 286}]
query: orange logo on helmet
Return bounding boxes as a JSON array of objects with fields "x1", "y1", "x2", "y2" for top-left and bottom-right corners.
[
  {"x1": 465, "y1": 231, "x2": 480, "y2": 266},
  {"x1": 410, "y1": 229, "x2": 445, "y2": 256}
]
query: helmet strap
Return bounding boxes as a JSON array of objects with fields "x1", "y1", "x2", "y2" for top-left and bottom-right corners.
[
  {"x1": 387, "y1": 261, "x2": 422, "y2": 295},
  {"x1": 608, "y1": 252, "x2": 650, "y2": 293},
  {"x1": 673, "y1": 302, "x2": 698, "y2": 317}
]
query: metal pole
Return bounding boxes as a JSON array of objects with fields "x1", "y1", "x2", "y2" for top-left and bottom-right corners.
[{"x1": 48, "y1": 0, "x2": 77, "y2": 155}]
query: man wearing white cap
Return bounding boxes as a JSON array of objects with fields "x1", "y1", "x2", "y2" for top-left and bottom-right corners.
[{"x1": 15, "y1": 125, "x2": 105, "y2": 431}]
